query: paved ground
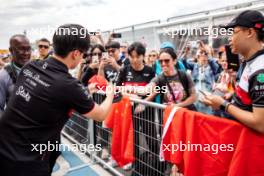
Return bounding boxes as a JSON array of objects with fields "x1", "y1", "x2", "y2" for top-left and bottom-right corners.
[{"x1": 52, "y1": 137, "x2": 113, "y2": 176}]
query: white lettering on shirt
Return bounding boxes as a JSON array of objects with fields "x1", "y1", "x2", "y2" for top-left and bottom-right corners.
[{"x1": 16, "y1": 86, "x2": 31, "y2": 102}]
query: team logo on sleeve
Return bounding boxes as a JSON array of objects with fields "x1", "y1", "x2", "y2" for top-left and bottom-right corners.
[
  {"x1": 42, "y1": 62, "x2": 48, "y2": 69},
  {"x1": 257, "y1": 73, "x2": 264, "y2": 83}
]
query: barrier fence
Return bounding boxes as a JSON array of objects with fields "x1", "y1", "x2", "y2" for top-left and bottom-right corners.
[{"x1": 62, "y1": 94, "x2": 173, "y2": 176}]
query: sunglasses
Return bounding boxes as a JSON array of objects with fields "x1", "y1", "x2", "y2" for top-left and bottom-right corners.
[
  {"x1": 159, "y1": 59, "x2": 170, "y2": 64},
  {"x1": 38, "y1": 45, "x2": 49, "y2": 49},
  {"x1": 92, "y1": 52, "x2": 102, "y2": 57},
  {"x1": 149, "y1": 54, "x2": 157, "y2": 57}
]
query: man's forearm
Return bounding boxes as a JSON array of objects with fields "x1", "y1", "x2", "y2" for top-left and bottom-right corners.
[
  {"x1": 144, "y1": 92, "x2": 156, "y2": 101},
  {"x1": 176, "y1": 93, "x2": 197, "y2": 107},
  {"x1": 99, "y1": 94, "x2": 114, "y2": 121},
  {"x1": 226, "y1": 104, "x2": 262, "y2": 132}
]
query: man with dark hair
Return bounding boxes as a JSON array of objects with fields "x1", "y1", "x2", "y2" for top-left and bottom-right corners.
[
  {"x1": 0, "y1": 24, "x2": 114, "y2": 176},
  {"x1": 98, "y1": 41, "x2": 123, "y2": 83},
  {"x1": 37, "y1": 38, "x2": 50, "y2": 60},
  {"x1": 204, "y1": 10, "x2": 264, "y2": 133},
  {"x1": 116, "y1": 42, "x2": 159, "y2": 174},
  {"x1": 0, "y1": 34, "x2": 31, "y2": 116}
]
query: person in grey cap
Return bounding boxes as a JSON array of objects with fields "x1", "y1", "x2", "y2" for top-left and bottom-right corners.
[{"x1": 203, "y1": 10, "x2": 264, "y2": 133}]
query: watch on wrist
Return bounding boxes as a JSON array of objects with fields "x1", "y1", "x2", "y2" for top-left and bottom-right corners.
[{"x1": 220, "y1": 100, "x2": 231, "y2": 112}]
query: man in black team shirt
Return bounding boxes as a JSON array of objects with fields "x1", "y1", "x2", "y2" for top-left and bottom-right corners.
[
  {"x1": 204, "y1": 10, "x2": 264, "y2": 133},
  {"x1": 116, "y1": 42, "x2": 155, "y2": 90},
  {"x1": 0, "y1": 24, "x2": 114, "y2": 176},
  {"x1": 116, "y1": 42, "x2": 160, "y2": 175}
]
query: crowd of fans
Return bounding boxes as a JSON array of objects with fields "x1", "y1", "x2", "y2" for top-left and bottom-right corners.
[
  {"x1": 0, "y1": 28, "x2": 254, "y2": 174},
  {"x1": 0, "y1": 9, "x2": 264, "y2": 176}
]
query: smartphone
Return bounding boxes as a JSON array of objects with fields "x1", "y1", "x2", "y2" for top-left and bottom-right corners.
[
  {"x1": 92, "y1": 55, "x2": 99, "y2": 64},
  {"x1": 111, "y1": 33, "x2": 122, "y2": 38},
  {"x1": 102, "y1": 52, "x2": 108, "y2": 60},
  {"x1": 225, "y1": 45, "x2": 240, "y2": 72}
]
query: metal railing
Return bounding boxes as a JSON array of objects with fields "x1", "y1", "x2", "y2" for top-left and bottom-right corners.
[{"x1": 62, "y1": 93, "x2": 171, "y2": 176}]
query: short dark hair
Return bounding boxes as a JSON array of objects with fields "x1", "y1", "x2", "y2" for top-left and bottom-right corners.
[
  {"x1": 256, "y1": 30, "x2": 264, "y2": 42},
  {"x1": 159, "y1": 48, "x2": 177, "y2": 60},
  {"x1": 38, "y1": 38, "x2": 50, "y2": 45},
  {"x1": 91, "y1": 44, "x2": 105, "y2": 53},
  {"x1": 52, "y1": 24, "x2": 90, "y2": 58},
  {"x1": 105, "y1": 41, "x2": 120, "y2": 50},
  {"x1": 128, "y1": 42, "x2": 146, "y2": 56}
]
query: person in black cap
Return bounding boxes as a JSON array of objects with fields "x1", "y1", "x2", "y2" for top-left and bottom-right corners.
[{"x1": 203, "y1": 10, "x2": 264, "y2": 133}]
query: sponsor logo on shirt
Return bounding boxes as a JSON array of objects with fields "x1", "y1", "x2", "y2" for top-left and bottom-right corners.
[
  {"x1": 143, "y1": 73, "x2": 150, "y2": 77},
  {"x1": 257, "y1": 73, "x2": 264, "y2": 83},
  {"x1": 16, "y1": 86, "x2": 31, "y2": 102}
]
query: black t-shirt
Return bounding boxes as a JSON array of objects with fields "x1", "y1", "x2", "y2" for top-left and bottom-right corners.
[
  {"x1": 0, "y1": 57, "x2": 95, "y2": 161},
  {"x1": 232, "y1": 49, "x2": 264, "y2": 112},
  {"x1": 116, "y1": 65, "x2": 155, "y2": 87},
  {"x1": 104, "y1": 65, "x2": 119, "y2": 83}
]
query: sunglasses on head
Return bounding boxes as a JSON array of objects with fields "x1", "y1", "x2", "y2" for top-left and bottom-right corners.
[
  {"x1": 38, "y1": 45, "x2": 49, "y2": 49},
  {"x1": 92, "y1": 52, "x2": 102, "y2": 57},
  {"x1": 159, "y1": 59, "x2": 170, "y2": 64}
]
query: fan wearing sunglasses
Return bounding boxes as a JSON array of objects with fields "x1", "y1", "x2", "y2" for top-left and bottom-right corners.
[
  {"x1": 37, "y1": 38, "x2": 50, "y2": 60},
  {"x1": 132, "y1": 48, "x2": 197, "y2": 109}
]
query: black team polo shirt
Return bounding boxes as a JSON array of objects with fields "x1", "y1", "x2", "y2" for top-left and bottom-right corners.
[{"x1": 0, "y1": 56, "x2": 95, "y2": 175}]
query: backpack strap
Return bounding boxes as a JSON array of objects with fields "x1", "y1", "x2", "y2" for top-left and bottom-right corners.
[
  {"x1": 4, "y1": 64, "x2": 17, "y2": 84},
  {"x1": 177, "y1": 70, "x2": 190, "y2": 97},
  {"x1": 163, "y1": 74, "x2": 177, "y2": 103}
]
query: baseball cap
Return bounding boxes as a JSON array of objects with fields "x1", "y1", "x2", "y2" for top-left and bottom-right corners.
[
  {"x1": 160, "y1": 42, "x2": 176, "y2": 50},
  {"x1": 220, "y1": 10, "x2": 264, "y2": 32}
]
